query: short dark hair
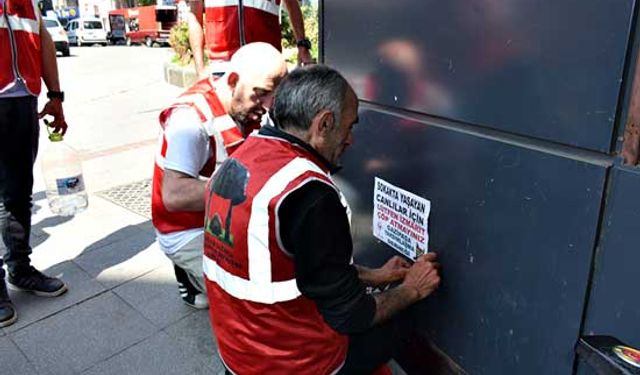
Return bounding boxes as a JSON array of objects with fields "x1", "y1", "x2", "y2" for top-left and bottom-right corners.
[{"x1": 272, "y1": 65, "x2": 349, "y2": 131}]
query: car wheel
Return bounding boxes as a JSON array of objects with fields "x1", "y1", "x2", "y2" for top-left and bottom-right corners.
[
  {"x1": 126, "y1": 37, "x2": 132, "y2": 46},
  {"x1": 62, "y1": 47, "x2": 70, "y2": 56},
  {"x1": 145, "y1": 36, "x2": 153, "y2": 47}
]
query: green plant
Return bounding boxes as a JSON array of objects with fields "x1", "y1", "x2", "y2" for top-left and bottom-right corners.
[
  {"x1": 281, "y1": 4, "x2": 319, "y2": 63},
  {"x1": 169, "y1": 22, "x2": 192, "y2": 66}
]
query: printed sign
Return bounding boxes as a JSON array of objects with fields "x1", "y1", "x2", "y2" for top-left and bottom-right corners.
[
  {"x1": 373, "y1": 177, "x2": 430, "y2": 260},
  {"x1": 56, "y1": 175, "x2": 85, "y2": 195}
]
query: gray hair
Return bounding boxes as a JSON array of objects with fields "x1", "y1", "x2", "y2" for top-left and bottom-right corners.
[{"x1": 272, "y1": 65, "x2": 349, "y2": 131}]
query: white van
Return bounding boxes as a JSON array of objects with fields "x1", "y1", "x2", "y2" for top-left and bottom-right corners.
[
  {"x1": 66, "y1": 18, "x2": 108, "y2": 47},
  {"x1": 44, "y1": 17, "x2": 70, "y2": 56}
]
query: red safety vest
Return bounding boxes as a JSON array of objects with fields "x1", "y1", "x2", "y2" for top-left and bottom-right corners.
[
  {"x1": 203, "y1": 133, "x2": 349, "y2": 375},
  {"x1": 204, "y1": 0, "x2": 281, "y2": 61},
  {"x1": 152, "y1": 77, "x2": 245, "y2": 234},
  {"x1": 0, "y1": 0, "x2": 41, "y2": 95}
]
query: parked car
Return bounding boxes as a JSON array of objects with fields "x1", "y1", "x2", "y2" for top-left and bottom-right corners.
[
  {"x1": 44, "y1": 17, "x2": 70, "y2": 56},
  {"x1": 66, "y1": 17, "x2": 108, "y2": 47}
]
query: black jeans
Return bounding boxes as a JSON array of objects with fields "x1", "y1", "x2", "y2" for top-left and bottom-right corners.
[
  {"x1": 0, "y1": 96, "x2": 39, "y2": 280},
  {"x1": 338, "y1": 309, "x2": 414, "y2": 375}
]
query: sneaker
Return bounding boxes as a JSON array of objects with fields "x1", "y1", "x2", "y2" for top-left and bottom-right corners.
[
  {"x1": 182, "y1": 292, "x2": 209, "y2": 309},
  {"x1": 0, "y1": 281, "x2": 17, "y2": 327},
  {"x1": 8, "y1": 266, "x2": 68, "y2": 297}
]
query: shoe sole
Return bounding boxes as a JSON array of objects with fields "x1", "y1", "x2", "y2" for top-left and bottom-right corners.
[
  {"x1": 7, "y1": 283, "x2": 68, "y2": 297},
  {"x1": 0, "y1": 312, "x2": 17, "y2": 328},
  {"x1": 183, "y1": 301, "x2": 209, "y2": 310}
]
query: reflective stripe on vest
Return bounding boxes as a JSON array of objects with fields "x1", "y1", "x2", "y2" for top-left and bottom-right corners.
[
  {"x1": 203, "y1": 134, "x2": 350, "y2": 374},
  {"x1": 0, "y1": 14, "x2": 39, "y2": 33},
  {"x1": 203, "y1": 155, "x2": 341, "y2": 304},
  {"x1": 151, "y1": 78, "x2": 244, "y2": 234},
  {"x1": 0, "y1": 0, "x2": 41, "y2": 95}
]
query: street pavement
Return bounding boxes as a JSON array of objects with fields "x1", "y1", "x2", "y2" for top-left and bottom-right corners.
[{"x1": 0, "y1": 45, "x2": 225, "y2": 374}]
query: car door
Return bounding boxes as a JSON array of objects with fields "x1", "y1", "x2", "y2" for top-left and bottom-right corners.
[{"x1": 67, "y1": 21, "x2": 76, "y2": 43}]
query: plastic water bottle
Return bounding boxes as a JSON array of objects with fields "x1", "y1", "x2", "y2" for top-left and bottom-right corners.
[{"x1": 41, "y1": 123, "x2": 88, "y2": 216}]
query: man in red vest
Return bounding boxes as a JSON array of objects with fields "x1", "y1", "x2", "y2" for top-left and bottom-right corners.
[
  {"x1": 203, "y1": 65, "x2": 441, "y2": 374},
  {"x1": 151, "y1": 42, "x2": 287, "y2": 309},
  {"x1": 184, "y1": 0, "x2": 313, "y2": 77},
  {"x1": 0, "y1": 0, "x2": 69, "y2": 327}
]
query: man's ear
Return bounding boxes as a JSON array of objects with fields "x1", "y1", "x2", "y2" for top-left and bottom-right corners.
[
  {"x1": 313, "y1": 110, "x2": 335, "y2": 137},
  {"x1": 227, "y1": 72, "x2": 239, "y2": 89}
]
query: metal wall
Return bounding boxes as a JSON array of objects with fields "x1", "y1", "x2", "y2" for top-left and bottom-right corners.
[{"x1": 323, "y1": 0, "x2": 638, "y2": 373}]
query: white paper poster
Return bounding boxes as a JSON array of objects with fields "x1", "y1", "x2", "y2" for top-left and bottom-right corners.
[{"x1": 373, "y1": 177, "x2": 431, "y2": 260}]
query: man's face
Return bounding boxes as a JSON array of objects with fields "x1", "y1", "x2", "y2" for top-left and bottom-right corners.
[
  {"x1": 325, "y1": 89, "x2": 359, "y2": 165},
  {"x1": 229, "y1": 74, "x2": 278, "y2": 131}
]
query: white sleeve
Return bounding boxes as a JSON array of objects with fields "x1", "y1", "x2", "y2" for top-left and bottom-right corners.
[{"x1": 163, "y1": 108, "x2": 211, "y2": 178}]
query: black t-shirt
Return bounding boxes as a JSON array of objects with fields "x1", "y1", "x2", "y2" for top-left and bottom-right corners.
[{"x1": 278, "y1": 181, "x2": 376, "y2": 334}]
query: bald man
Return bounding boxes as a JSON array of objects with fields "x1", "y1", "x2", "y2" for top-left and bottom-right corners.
[{"x1": 151, "y1": 43, "x2": 288, "y2": 308}]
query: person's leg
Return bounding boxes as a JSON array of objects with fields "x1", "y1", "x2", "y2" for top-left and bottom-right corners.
[
  {"x1": 0, "y1": 97, "x2": 21, "y2": 326},
  {"x1": 0, "y1": 97, "x2": 37, "y2": 274},
  {"x1": 165, "y1": 233, "x2": 208, "y2": 308},
  {"x1": 1, "y1": 96, "x2": 67, "y2": 298},
  {"x1": 339, "y1": 309, "x2": 416, "y2": 375}
]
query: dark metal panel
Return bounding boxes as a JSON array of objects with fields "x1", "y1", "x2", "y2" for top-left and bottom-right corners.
[
  {"x1": 337, "y1": 109, "x2": 607, "y2": 374},
  {"x1": 583, "y1": 167, "x2": 640, "y2": 348},
  {"x1": 324, "y1": 0, "x2": 634, "y2": 152}
]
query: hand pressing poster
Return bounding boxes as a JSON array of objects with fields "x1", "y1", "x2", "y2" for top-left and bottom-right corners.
[{"x1": 373, "y1": 177, "x2": 431, "y2": 260}]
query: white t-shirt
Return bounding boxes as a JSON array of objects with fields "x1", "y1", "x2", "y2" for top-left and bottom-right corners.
[{"x1": 156, "y1": 108, "x2": 211, "y2": 255}]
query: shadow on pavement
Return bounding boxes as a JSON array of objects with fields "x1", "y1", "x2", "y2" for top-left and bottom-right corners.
[{"x1": 73, "y1": 220, "x2": 157, "y2": 279}]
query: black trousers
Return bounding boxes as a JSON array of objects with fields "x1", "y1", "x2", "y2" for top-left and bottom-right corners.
[
  {"x1": 0, "y1": 96, "x2": 40, "y2": 280},
  {"x1": 338, "y1": 310, "x2": 414, "y2": 375}
]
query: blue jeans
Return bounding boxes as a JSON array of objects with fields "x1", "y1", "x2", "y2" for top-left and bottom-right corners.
[{"x1": 0, "y1": 96, "x2": 39, "y2": 280}]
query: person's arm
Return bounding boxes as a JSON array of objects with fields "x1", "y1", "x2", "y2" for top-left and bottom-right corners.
[
  {"x1": 38, "y1": 15, "x2": 67, "y2": 135},
  {"x1": 281, "y1": 0, "x2": 313, "y2": 65},
  {"x1": 161, "y1": 109, "x2": 210, "y2": 212},
  {"x1": 162, "y1": 169, "x2": 206, "y2": 212},
  {"x1": 355, "y1": 256, "x2": 410, "y2": 287},
  {"x1": 371, "y1": 253, "x2": 440, "y2": 325},
  {"x1": 186, "y1": 12, "x2": 206, "y2": 78},
  {"x1": 281, "y1": 182, "x2": 442, "y2": 332}
]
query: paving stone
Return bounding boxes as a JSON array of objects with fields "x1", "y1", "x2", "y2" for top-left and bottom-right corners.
[
  {"x1": 81, "y1": 331, "x2": 211, "y2": 375},
  {"x1": 28, "y1": 198, "x2": 150, "y2": 269},
  {"x1": 11, "y1": 292, "x2": 155, "y2": 375},
  {"x1": 73, "y1": 229, "x2": 163, "y2": 289},
  {"x1": 113, "y1": 263, "x2": 194, "y2": 328},
  {"x1": 3, "y1": 261, "x2": 105, "y2": 334},
  {"x1": 164, "y1": 310, "x2": 225, "y2": 373},
  {"x1": 0, "y1": 336, "x2": 38, "y2": 374}
]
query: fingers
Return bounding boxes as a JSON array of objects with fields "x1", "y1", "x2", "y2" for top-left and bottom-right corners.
[
  {"x1": 416, "y1": 252, "x2": 437, "y2": 263},
  {"x1": 391, "y1": 256, "x2": 411, "y2": 268}
]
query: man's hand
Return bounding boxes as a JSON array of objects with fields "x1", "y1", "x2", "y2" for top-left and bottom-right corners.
[
  {"x1": 39, "y1": 99, "x2": 68, "y2": 135},
  {"x1": 371, "y1": 253, "x2": 441, "y2": 325},
  {"x1": 376, "y1": 256, "x2": 411, "y2": 285},
  {"x1": 298, "y1": 47, "x2": 315, "y2": 66},
  {"x1": 401, "y1": 253, "x2": 441, "y2": 301}
]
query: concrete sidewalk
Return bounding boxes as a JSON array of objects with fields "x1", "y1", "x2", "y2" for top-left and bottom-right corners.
[{"x1": 1, "y1": 139, "x2": 225, "y2": 375}]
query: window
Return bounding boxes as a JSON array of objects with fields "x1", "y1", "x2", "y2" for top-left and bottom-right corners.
[
  {"x1": 83, "y1": 21, "x2": 103, "y2": 29},
  {"x1": 44, "y1": 19, "x2": 59, "y2": 28}
]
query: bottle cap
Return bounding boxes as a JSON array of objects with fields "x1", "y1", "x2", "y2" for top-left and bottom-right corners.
[{"x1": 44, "y1": 119, "x2": 64, "y2": 142}]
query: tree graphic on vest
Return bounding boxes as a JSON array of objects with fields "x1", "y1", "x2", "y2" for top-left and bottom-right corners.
[{"x1": 207, "y1": 158, "x2": 249, "y2": 246}]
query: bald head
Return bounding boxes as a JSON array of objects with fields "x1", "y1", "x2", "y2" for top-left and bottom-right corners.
[
  {"x1": 220, "y1": 43, "x2": 287, "y2": 134},
  {"x1": 229, "y1": 42, "x2": 288, "y2": 86}
]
